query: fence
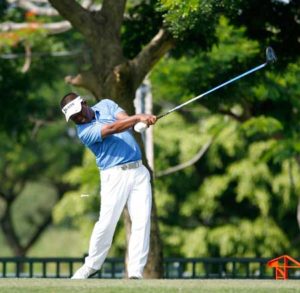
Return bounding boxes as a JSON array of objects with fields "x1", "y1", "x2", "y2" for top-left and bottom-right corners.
[{"x1": 0, "y1": 256, "x2": 300, "y2": 279}]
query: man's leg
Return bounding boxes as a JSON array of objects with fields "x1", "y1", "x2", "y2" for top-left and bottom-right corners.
[
  {"x1": 72, "y1": 168, "x2": 130, "y2": 278},
  {"x1": 126, "y1": 165, "x2": 152, "y2": 278}
]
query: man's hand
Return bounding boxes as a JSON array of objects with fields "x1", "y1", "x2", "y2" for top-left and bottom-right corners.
[
  {"x1": 137, "y1": 114, "x2": 157, "y2": 127},
  {"x1": 133, "y1": 114, "x2": 157, "y2": 133}
]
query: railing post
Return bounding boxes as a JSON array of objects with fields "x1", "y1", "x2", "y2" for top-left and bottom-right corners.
[
  {"x1": 69, "y1": 261, "x2": 73, "y2": 278},
  {"x1": 56, "y1": 261, "x2": 60, "y2": 278},
  {"x1": 165, "y1": 261, "x2": 169, "y2": 278},
  {"x1": 42, "y1": 261, "x2": 46, "y2": 278},
  {"x1": 204, "y1": 261, "x2": 209, "y2": 278},
  {"x1": 16, "y1": 259, "x2": 20, "y2": 278},
  {"x1": 29, "y1": 261, "x2": 33, "y2": 278},
  {"x1": 246, "y1": 262, "x2": 250, "y2": 278},
  {"x1": 232, "y1": 261, "x2": 236, "y2": 278},
  {"x1": 111, "y1": 261, "x2": 115, "y2": 278},
  {"x1": 192, "y1": 260, "x2": 196, "y2": 278},
  {"x1": 259, "y1": 261, "x2": 264, "y2": 279},
  {"x1": 3, "y1": 261, "x2": 6, "y2": 277},
  {"x1": 218, "y1": 262, "x2": 223, "y2": 278}
]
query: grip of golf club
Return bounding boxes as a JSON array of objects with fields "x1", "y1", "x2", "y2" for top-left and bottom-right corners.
[{"x1": 134, "y1": 122, "x2": 148, "y2": 133}]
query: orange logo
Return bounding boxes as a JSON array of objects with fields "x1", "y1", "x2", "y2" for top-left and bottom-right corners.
[{"x1": 267, "y1": 255, "x2": 300, "y2": 280}]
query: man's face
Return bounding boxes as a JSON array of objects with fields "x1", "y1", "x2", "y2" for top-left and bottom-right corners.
[{"x1": 70, "y1": 102, "x2": 94, "y2": 124}]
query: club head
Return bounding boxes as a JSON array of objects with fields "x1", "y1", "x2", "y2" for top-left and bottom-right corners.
[{"x1": 266, "y1": 47, "x2": 277, "y2": 64}]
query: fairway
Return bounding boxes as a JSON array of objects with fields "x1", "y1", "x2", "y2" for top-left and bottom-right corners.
[{"x1": 0, "y1": 279, "x2": 299, "y2": 293}]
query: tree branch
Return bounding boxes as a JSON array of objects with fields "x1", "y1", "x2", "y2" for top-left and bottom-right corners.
[
  {"x1": 8, "y1": 0, "x2": 48, "y2": 3},
  {"x1": 0, "y1": 20, "x2": 72, "y2": 34},
  {"x1": 21, "y1": 41, "x2": 31, "y2": 73},
  {"x1": 0, "y1": 191, "x2": 7, "y2": 200},
  {"x1": 218, "y1": 108, "x2": 244, "y2": 122},
  {"x1": 8, "y1": 0, "x2": 59, "y2": 16},
  {"x1": 24, "y1": 214, "x2": 52, "y2": 251},
  {"x1": 7, "y1": 0, "x2": 102, "y2": 15},
  {"x1": 1, "y1": 205, "x2": 24, "y2": 256},
  {"x1": 48, "y1": 0, "x2": 92, "y2": 36},
  {"x1": 29, "y1": 117, "x2": 56, "y2": 139},
  {"x1": 130, "y1": 28, "x2": 175, "y2": 89},
  {"x1": 8, "y1": 0, "x2": 103, "y2": 14},
  {"x1": 64, "y1": 69, "x2": 100, "y2": 97},
  {"x1": 155, "y1": 139, "x2": 213, "y2": 178}
]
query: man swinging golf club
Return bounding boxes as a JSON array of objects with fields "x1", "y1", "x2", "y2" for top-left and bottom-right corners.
[{"x1": 60, "y1": 93, "x2": 156, "y2": 279}]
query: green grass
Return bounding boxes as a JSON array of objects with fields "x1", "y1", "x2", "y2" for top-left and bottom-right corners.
[{"x1": 0, "y1": 279, "x2": 299, "y2": 293}]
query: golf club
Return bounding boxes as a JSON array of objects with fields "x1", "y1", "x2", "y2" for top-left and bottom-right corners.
[{"x1": 134, "y1": 47, "x2": 277, "y2": 133}]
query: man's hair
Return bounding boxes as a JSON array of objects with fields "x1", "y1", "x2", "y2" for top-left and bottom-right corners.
[{"x1": 60, "y1": 92, "x2": 79, "y2": 109}]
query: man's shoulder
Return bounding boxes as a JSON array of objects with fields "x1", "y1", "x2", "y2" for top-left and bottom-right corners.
[{"x1": 92, "y1": 99, "x2": 114, "y2": 109}]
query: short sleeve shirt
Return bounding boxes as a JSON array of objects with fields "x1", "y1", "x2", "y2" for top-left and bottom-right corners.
[{"x1": 76, "y1": 99, "x2": 141, "y2": 170}]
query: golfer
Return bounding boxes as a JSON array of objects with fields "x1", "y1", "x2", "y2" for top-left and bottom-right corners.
[{"x1": 60, "y1": 93, "x2": 156, "y2": 279}]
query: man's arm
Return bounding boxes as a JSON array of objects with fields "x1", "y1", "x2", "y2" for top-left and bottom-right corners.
[
  {"x1": 101, "y1": 112, "x2": 156, "y2": 138},
  {"x1": 115, "y1": 111, "x2": 130, "y2": 120}
]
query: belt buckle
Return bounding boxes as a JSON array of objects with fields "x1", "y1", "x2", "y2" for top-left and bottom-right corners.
[
  {"x1": 128, "y1": 162, "x2": 136, "y2": 169},
  {"x1": 120, "y1": 161, "x2": 140, "y2": 170},
  {"x1": 121, "y1": 165, "x2": 128, "y2": 170}
]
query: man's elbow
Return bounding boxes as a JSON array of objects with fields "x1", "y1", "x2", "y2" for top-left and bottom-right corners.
[{"x1": 101, "y1": 124, "x2": 119, "y2": 138}]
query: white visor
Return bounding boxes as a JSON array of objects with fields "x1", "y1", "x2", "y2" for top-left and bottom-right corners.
[{"x1": 61, "y1": 96, "x2": 83, "y2": 121}]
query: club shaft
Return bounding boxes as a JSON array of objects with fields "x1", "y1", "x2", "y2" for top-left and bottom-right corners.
[{"x1": 157, "y1": 62, "x2": 267, "y2": 120}]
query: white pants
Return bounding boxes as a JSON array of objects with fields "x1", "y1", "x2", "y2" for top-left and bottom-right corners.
[{"x1": 84, "y1": 163, "x2": 152, "y2": 278}]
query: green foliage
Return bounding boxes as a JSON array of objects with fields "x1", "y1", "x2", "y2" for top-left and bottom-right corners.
[
  {"x1": 150, "y1": 14, "x2": 300, "y2": 259},
  {"x1": 207, "y1": 218, "x2": 289, "y2": 257},
  {"x1": 161, "y1": 217, "x2": 289, "y2": 258},
  {"x1": 242, "y1": 116, "x2": 283, "y2": 137},
  {"x1": 0, "y1": 115, "x2": 83, "y2": 252},
  {"x1": 53, "y1": 150, "x2": 99, "y2": 233},
  {"x1": 52, "y1": 149, "x2": 127, "y2": 256},
  {"x1": 154, "y1": 112, "x2": 204, "y2": 169},
  {"x1": 0, "y1": 59, "x2": 37, "y2": 134},
  {"x1": 0, "y1": 27, "x2": 47, "y2": 50},
  {"x1": 0, "y1": 1, "x2": 7, "y2": 18},
  {"x1": 158, "y1": 0, "x2": 209, "y2": 36},
  {"x1": 122, "y1": 0, "x2": 163, "y2": 59},
  {"x1": 264, "y1": 139, "x2": 300, "y2": 165},
  {"x1": 151, "y1": 55, "x2": 199, "y2": 106},
  {"x1": 28, "y1": 227, "x2": 88, "y2": 257},
  {"x1": 229, "y1": 0, "x2": 300, "y2": 62},
  {"x1": 0, "y1": 3, "x2": 84, "y2": 254},
  {"x1": 13, "y1": 182, "x2": 57, "y2": 245},
  {"x1": 151, "y1": 15, "x2": 261, "y2": 115}
]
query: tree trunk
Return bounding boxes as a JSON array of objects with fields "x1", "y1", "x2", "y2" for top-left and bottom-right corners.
[
  {"x1": 123, "y1": 153, "x2": 164, "y2": 278},
  {"x1": 143, "y1": 188, "x2": 164, "y2": 278},
  {"x1": 115, "y1": 81, "x2": 164, "y2": 278}
]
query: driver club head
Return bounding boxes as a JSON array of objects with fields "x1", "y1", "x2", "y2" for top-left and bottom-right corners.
[{"x1": 266, "y1": 47, "x2": 277, "y2": 64}]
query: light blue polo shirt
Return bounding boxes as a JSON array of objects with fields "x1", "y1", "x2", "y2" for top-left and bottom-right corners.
[{"x1": 76, "y1": 99, "x2": 142, "y2": 170}]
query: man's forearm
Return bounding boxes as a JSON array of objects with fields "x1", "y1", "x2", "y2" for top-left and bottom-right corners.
[{"x1": 101, "y1": 115, "x2": 144, "y2": 138}]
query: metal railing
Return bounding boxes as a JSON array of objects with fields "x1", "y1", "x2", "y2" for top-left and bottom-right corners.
[{"x1": 0, "y1": 256, "x2": 299, "y2": 279}]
